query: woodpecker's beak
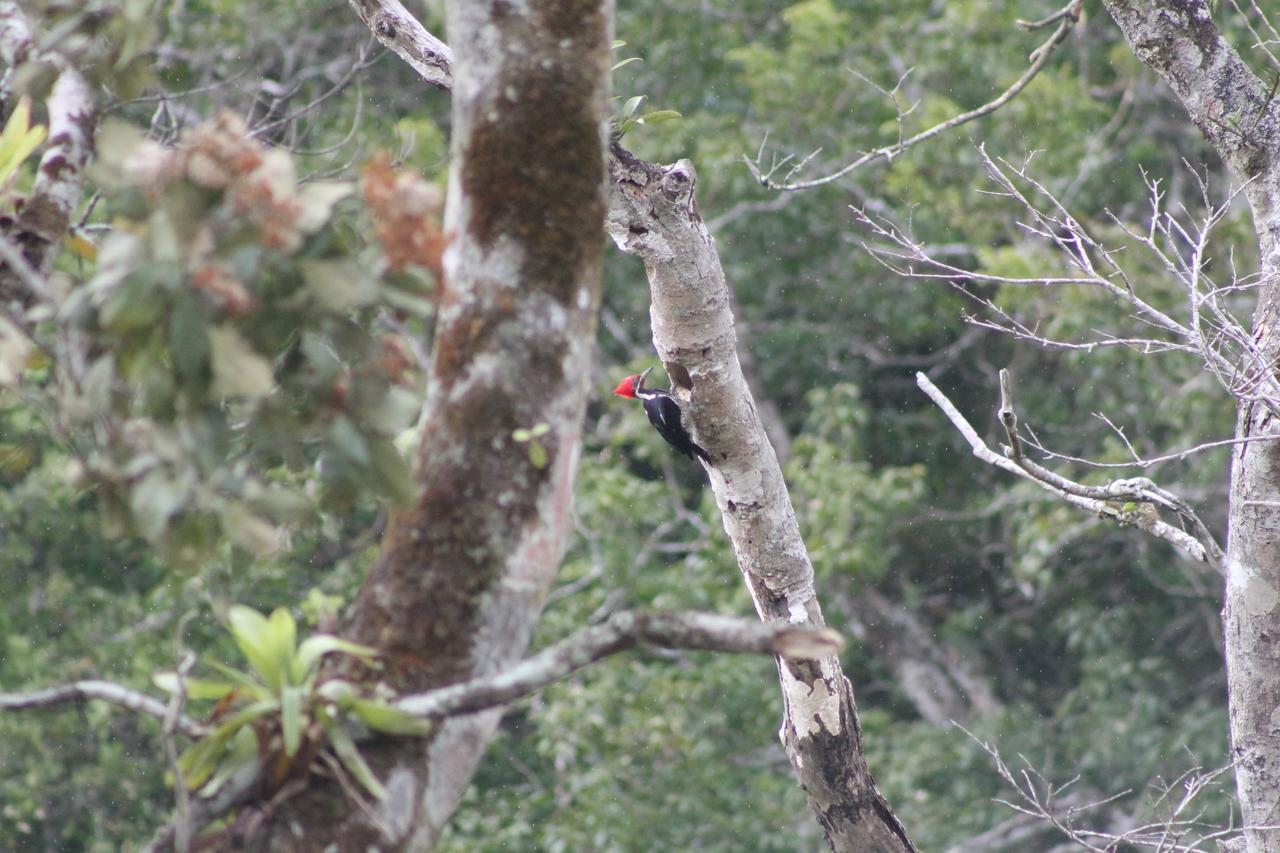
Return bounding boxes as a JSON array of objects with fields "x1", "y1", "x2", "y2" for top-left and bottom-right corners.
[{"x1": 638, "y1": 367, "x2": 652, "y2": 386}]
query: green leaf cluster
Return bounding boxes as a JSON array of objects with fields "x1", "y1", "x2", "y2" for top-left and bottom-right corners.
[
  {"x1": 0, "y1": 96, "x2": 46, "y2": 198},
  {"x1": 611, "y1": 42, "x2": 683, "y2": 139},
  {"x1": 0, "y1": 0, "x2": 1254, "y2": 848}
]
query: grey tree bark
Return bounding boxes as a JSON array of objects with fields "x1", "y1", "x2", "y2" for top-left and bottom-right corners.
[
  {"x1": 1094, "y1": 3, "x2": 1280, "y2": 850},
  {"x1": 604, "y1": 148, "x2": 914, "y2": 852}
]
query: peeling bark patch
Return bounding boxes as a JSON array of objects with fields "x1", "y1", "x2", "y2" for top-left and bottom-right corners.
[
  {"x1": 1171, "y1": 37, "x2": 1201, "y2": 68},
  {"x1": 15, "y1": 194, "x2": 67, "y2": 242},
  {"x1": 40, "y1": 153, "x2": 70, "y2": 180},
  {"x1": 782, "y1": 666, "x2": 842, "y2": 738}
]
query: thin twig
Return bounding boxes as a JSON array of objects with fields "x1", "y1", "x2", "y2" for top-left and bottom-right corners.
[
  {"x1": 752, "y1": 0, "x2": 1082, "y2": 191},
  {"x1": 1021, "y1": 429, "x2": 1280, "y2": 470},
  {"x1": 957, "y1": 723, "x2": 1244, "y2": 851},
  {"x1": 163, "y1": 612, "x2": 198, "y2": 853}
]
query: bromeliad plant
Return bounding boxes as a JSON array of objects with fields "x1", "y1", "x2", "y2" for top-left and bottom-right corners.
[{"x1": 155, "y1": 605, "x2": 431, "y2": 802}]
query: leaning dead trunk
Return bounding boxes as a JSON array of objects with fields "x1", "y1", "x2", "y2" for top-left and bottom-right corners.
[
  {"x1": 605, "y1": 147, "x2": 915, "y2": 853},
  {"x1": 349, "y1": 4, "x2": 914, "y2": 849}
]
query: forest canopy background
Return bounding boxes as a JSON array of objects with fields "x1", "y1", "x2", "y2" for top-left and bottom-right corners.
[{"x1": 0, "y1": 0, "x2": 1264, "y2": 850}]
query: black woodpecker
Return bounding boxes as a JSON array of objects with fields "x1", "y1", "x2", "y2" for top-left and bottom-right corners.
[{"x1": 612, "y1": 368, "x2": 711, "y2": 466}]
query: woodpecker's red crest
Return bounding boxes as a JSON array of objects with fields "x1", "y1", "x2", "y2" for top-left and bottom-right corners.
[{"x1": 612, "y1": 374, "x2": 641, "y2": 398}]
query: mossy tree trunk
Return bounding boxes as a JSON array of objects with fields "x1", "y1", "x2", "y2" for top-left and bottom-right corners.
[{"x1": 251, "y1": 1, "x2": 612, "y2": 848}]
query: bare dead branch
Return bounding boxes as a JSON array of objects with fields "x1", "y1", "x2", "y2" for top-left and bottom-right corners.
[
  {"x1": 134, "y1": 611, "x2": 835, "y2": 849},
  {"x1": 916, "y1": 371, "x2": 1224, "y2": 571},
  {"x1": 750, "y1": 0, "x2": 1082, "y2": 191},
  {"x1": 346, "y1": 0, "x2": 452, "y2": 89},
  {"x1": 997, "y1": 368, "x2": 1023, "y2": 460},
  {"x1": 0, "y1": 679, "x2": 210, "y2": 738},
  {"x1": 1021, "y1": 428, "x2": 1280, "y2": 471},
  {"x1": 162, "y1": 613, "x2": 198, "y2": 853},
  {"x1": 1228, "y1": 0, "x2": 1280, "y2": 72},
  {"x1": 958, "y1": 724, "x2": 1246, "y2": 851},
  {"x1": 855, "y1": 148, "x2": 1280, "y2": 417},
  {"x1": 396, "y1": 610, "x2": 843, "y2": 718}
]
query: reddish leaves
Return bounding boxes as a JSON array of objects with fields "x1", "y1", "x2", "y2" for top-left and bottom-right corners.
[{"x1": 360, "y1": 152, "x2": 446, "y2": 280}]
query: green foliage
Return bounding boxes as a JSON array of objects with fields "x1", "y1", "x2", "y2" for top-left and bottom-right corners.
[
  {"x1": 611, "y1": 42, "x2": 684, "y2": 139},
  {"x1": 513, "y1": 422, "x2": 552, "y2": 469},
  {"x1": 7, "y1": 2, "x2": 158, "y2": 101},
  {"x1": 53, "y1": 115, "x2": 431, "y2": 565},
  {"x1": 790, "y1": 384, "x2": 926, "y2": 586},
  {"x1": 0, "y1": 0, "x2": 1251, "y2": 849},
  {"x1": 0, "y1": 443, "x2": 174, "y2": 850}
]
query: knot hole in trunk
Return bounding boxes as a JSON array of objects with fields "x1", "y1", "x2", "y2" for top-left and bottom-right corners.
[{"x1": 666, "y1": 361, "x2": 693, "y2": 394}]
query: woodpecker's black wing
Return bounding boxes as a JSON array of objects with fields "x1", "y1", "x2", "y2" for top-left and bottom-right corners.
[{"x1": 642, "y1": 393, "x2": 711, "y2": 464}]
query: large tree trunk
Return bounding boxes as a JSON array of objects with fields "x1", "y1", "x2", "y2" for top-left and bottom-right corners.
[
  {"x1": 1098, "y1": 2, "x2": 1280, "y2": 849},
  {"x1": 348, "y1": 4, "x2": 918, "y2": 849},
  {"x1": 254, "y1": 1, "x2": 612, "y2": 848}
]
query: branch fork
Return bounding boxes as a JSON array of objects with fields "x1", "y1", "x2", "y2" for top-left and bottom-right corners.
[{"x1": 917, "y1": 370, "x2": 1224, "y2": 571}]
